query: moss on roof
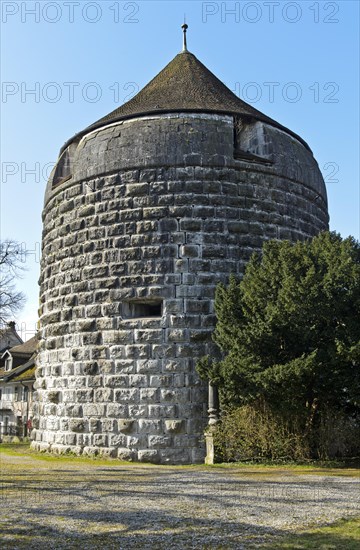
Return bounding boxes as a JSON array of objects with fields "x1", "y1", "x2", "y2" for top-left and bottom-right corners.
[
  {"x1": 93, "y1": 51, "x2": 278, "y2": 125},
  {"x1": 62, "y1": 50, "x2": 309, "y2": 153},
  {"x1": 11, "y1": 365, "x2": 36, "y2": 382}
]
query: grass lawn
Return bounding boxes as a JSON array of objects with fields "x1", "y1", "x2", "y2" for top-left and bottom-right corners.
[
  {"x1": 1, "y1": 443, "x2": 359, "y2": 473},
  {"x1": 264, "y1": 517, "x2": 360, "y2": 549}
]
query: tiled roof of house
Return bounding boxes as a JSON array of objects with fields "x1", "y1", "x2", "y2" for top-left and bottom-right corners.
[
  {"x1": 0, "y1": 335, "x2": 37, "y2": 382},
  {"x1": 9, "y1": 335, "x2": 38, "y2": 357},
  {"x1": 1, "y1": 356, "x2": 36, "y2": 382}
]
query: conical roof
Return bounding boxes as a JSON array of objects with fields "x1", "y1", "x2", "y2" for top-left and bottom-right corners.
[
  {"x1": 62, "y1": 50, "x2": 309, "y2": 151},
  {"x1": 93, "y1": 51, "x2": 278, "y2": 127}
]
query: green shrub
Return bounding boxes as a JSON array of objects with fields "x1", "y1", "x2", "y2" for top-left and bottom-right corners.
[{"x1": 214, "y1": 403, "x2": 360, "y2": 462}]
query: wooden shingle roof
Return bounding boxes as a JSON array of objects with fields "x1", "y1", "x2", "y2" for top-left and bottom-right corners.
[{"x1": 62, "y1": 50, "x2": 310, "y2": 152}]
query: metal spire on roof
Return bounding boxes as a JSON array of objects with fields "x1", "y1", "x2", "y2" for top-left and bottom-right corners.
[{"x1": 181, "y1": 20, "x2": 188, "y2": 52}]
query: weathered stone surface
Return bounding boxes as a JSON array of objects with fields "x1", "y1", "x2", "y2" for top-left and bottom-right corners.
[
  {"x1": 118, "y1": 419, "x2": 134, "y2": 433},
  {"x1": 165, "y1": 420, "x2": 184, "y2": 434},
  {"x1": 35, "y1": 113, "x2": 328, "y2": 465}
]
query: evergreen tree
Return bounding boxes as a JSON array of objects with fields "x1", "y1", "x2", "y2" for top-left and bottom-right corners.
[{"x1": 197, "y1": 232, "x2": 360, "y2": 425}]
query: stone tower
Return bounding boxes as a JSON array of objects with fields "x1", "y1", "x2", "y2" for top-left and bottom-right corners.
[{"x1": 32, "y1": 29, "x2": 328, "y2": 463}]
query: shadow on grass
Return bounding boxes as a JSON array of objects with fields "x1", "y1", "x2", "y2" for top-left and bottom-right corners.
[
  {"x1": 1, "y1": 445, "x2": 360, "y2": 549},
  {"x1": 262, "y1": 517, "x2": 360, "y2": 550},
  {"x1": 1, "y1": 513, "x2": 359, "y2": 550},
  {"x1": 0, "y1": 508, "x2": 281, "y2": 549}
]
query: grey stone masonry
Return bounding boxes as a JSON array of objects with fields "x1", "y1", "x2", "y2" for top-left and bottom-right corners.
[{"x1": 32, "y1": 113, "x2": 328, "y2": 464}]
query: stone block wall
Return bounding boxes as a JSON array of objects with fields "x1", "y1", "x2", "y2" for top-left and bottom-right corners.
[{"x1": 32, "y1": 114, "x2": 328, "y2": 463}]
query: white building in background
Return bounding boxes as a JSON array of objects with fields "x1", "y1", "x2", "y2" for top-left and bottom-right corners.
[{"x1": 0, "y1": 333, "x2": 37, "y2": 438}]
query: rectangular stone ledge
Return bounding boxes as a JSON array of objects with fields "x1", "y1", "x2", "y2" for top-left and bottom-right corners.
[
  {"x1": 54, "y1": 433, "x2": 67, "y2": 445},
  {"x1": 174, "y1": 345, "x2": 196, "y2": 358},
  {"x1": 82, "y1": 446, "x2": 100, "y2": 457},
  {"x1": 175, "y1": 285, "x2": 204, "y2": 298},
  {"x1": 129, "y1": 374, "x2": 148, "y2": 387},
  {"x1": 174, "y1": 259, "x2": 189, "y2": 273},
  {"x1": 157, "y1": 448, "x2": 192, "y2": 465},
  {"x1": 149, "y1": 374, "x2": 173, "y2": 387},
  {"x1": 98, "y1": 447, "x2": 118, "y2": 458},
  {"x1": 137, "y1": 419, "x2": 162, "y2": 434},
  {"x1": 169, "y1": 206, "x2": 192, "y2": 218},
  {"x1": 160, "y1": 388, "x2": 191, "y2": 404},
  {"x1": 106, "y1": 403, "x2": 129, "y2": 417},
  {"x1": 139, "y1": 388, "x2": 160, "y2": 403},
  {"x1": 161, "y1": 290, "x2": 180, "y2": 307},
  {"x1": 148, "y1": 405, "x2": 177, "y2": 418},
  {"x1": 83, "y1": 404, "x2": 106, "y2": 416},
  {"x1": 141, "y1": 247, "x2": 163, "y2": 260},
  {"x1": 180, "y1": 244, "x2": 200, "y2": 258},
  {"x1": 65, "y1": 434, "x2": 77, "y2": 446},
  {"x1": 93, "y1": 434, "x2": 109, "y2": 447},
  {"x1": 109, "y1": 346, "x2": 127, "y2": 360},
  {"x1": 90, "y1": 346, "x2": 108, "y2": 360},
  {"x1": 148, "y1": 435, "x2": 172, "y2": 449},
  {"x1": 151, "y1": 344, "x2": 177, "y2": 359},
  {"x1": 210, "y1": 259, "x2": 237, "y2": 272},
  {"x1": 101, "y1": 418, "x2": 116, "y2": 432},
  {"x1": 124, "y1": 344, "x2": 151, "y2": 359},
  {"x1": 62, "y1": 390, "x2": 76, "y2": 402},
  {"x1": 67, "y1": 377, "x2": 87, "y2": 389},
  {"x1": 125, "y1": 183, "x2": 149, "y2": 196},
  {"x1": 191, "y1": 447, "x2": 206, "y2": 464},
  {"x1": 135, "y1": 359, "x2": 161, "y2": 373},
  {"x1": 202, "y1": 244, "x2": 228, "y2": 259},
  {"x1": 126, "y1": 435, "x2": 145, "y2": 448},
  {"x1": 109, "y1": 434, "x2": 127, "y2": 447},
  {"x1": 135, "y1": 317, "x2": 166, "y2": 329},
  {"x1": 105, "y1": 375, "x2": 129, "y2": 388},
  {"x1": 137, "y1": 449, "x2": 160, "y2": 464},
  {"x1": 173, "y1": 435, "x2": 204, "y2": 449},
  {"x1": 168, "y1": 315, "x2": 198, "y2": 328},
  {"x1": 114, "y1": 388, "x2": 139, "y2": 403},
  {"x1": 114, "y1": 361, "x2": 135, "y2": 374},
  {"x1": 172, "y1": 374, "x2": 187, "y2": 387},
  {"x1": 166, "y1": 328, "x2": 189, "y2": 342},
  {"x1": 103, "y1": 330, "x2": 134, "y2": 345},
  {"x1": 184, "y1": 300, "x2": 211, "y2": 314},
  {"x1": 128, "y1": 404, "x2": 148, "y2": 418},
  {"x1": 119, "y1": 208, "x2": 143, "y2": 222}
]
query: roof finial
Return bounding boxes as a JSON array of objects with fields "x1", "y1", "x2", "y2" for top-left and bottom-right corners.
[{"x1": 181, "y1": 20, "x2": 188, "y2": 52}]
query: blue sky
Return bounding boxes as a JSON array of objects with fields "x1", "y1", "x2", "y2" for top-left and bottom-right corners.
[{"x1": 1, "y1": 0, "x2": 359, "y2": 338}]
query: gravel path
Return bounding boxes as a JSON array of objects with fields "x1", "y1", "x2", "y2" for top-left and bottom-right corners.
[{"x1": 0, "y1": 452, "x2": 359, "y2": 549}]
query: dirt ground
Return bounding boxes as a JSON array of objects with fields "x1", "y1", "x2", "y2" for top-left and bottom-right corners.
[{"x1": 0, "y1": 448, "x2": 359, "y2": 549}]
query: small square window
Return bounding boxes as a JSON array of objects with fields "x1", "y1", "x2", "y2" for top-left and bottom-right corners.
[{"x1": 122, "y1": 300, "x2": 163, "y2": 319}]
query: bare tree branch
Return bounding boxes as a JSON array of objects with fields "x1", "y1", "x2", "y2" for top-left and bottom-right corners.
[{"x1": 0, "y1": 239, "x2": 27, "y2": 327}]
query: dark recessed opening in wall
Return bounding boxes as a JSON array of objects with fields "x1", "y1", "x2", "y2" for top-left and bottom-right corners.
[
  {"x1": 233, "y1": 115, "x2": 273, "y2": 165},
  {"x1": 122, "y1": 300, "x2": 163, "y2": 319},
  {"x1": 51, "y1": 140, "x2": 79, "y2": 188}
]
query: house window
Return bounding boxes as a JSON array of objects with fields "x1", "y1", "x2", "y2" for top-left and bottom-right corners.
[
  {"x1": 3, "y1": 387, "x2": 11, "y2": 400},
  {"x1": 4, "y1": 355, "x2": 12, "y2": 371},
  {"x1": 122, "y1": 300, "x2": 163, "y2": 319}
]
